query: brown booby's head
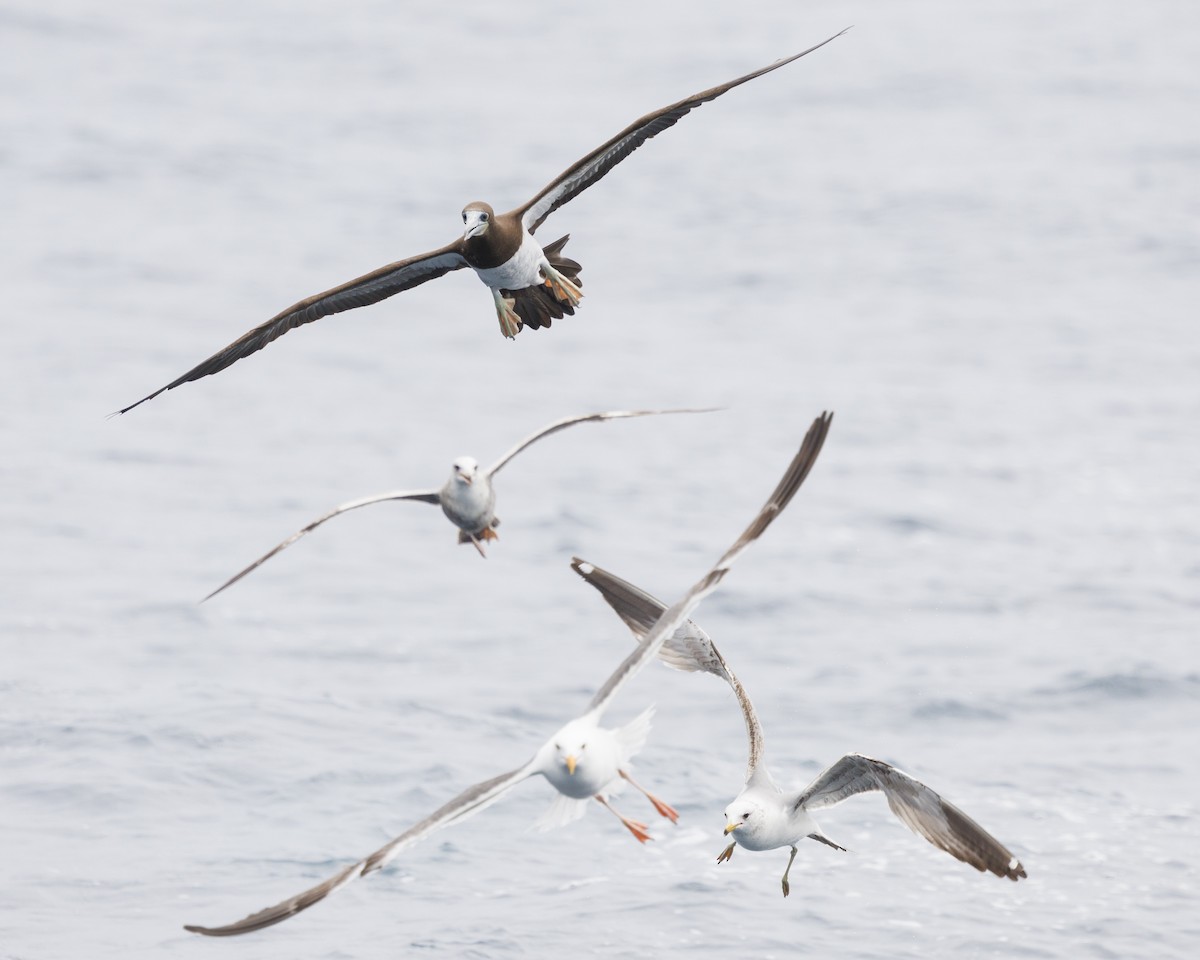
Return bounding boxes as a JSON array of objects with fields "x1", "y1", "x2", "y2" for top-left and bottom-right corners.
[{"x1": 462, "y1": 201, "x2": 494, "y2": 240}]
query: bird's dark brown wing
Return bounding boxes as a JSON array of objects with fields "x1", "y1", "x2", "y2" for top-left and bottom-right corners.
[
  {"x1": 516, "y1": 29, "x2": 848, "y2": 234},
  {"x1": 118, "y1": 243, "x2": 467, "y2": 413}
]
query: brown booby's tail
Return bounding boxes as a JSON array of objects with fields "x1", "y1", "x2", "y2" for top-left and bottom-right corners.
[{"x1": 504, "y1": 234, "x2": 583, "y2": 330}]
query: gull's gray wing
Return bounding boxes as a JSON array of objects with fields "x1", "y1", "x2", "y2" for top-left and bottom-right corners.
[
  {"x1": 582, "y1": 411, "x2": 832, "y2": 721},
  {"x1": 571, "y1": 559, "x2": 766, "y2": 780},
  {"x1": 516, "y1": 30, "x2": 848, "y2": 234},
  {"x1": 118, "y1": 243, "x2": 468, "y2": 414},
  {"x1": 794, "y1": 753, "x2": 1027, "y2": 882},
  {"x1": 483, "y1": 407, "x2": 716, "y2": 478},
  {"x1": 203, "y1": 488, "x2": 441, "y2": 601},
  {"x1": 184, "y1": 760, "x2": 540, "y2": 937}
]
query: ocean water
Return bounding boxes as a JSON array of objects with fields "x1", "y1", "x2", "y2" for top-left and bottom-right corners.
[{"x1": 2, "y1": 0, "x2": 1198, "y2": 957}]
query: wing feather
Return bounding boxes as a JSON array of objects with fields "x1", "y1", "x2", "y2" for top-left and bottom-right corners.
[
  {"x1": 183, "y1": 762, "x2": 538, "y2": 937},
  {"x1": 570, "y1": 559, "x2": 766, "y2": 780},
  {"x1": 484, "y1": 407, "x2": 716, "y2": 477},
  {"x1": 203, "y1": 488, "x2": 441, "y2": 601},
  {"x1": 517, "y1": 30, "x2": 849, "y2": 233},
  {"x1": 119, "y1": 244, "x2": 467, "y2": 414},
  {"x1": 794, "y1": 753, "x2": 1027, "y2": 881},
  {"x1": 582, "y1": 411, "x2": 832, "y2": 719}
]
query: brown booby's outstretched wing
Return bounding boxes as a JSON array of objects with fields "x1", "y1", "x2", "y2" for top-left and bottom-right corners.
[
  {"x1": 118, "y1": 243, "x2": 467, "y2": 414},
  {"x1": 202, "y1": 487, "x2": 442, "y2": 601},
  {"x1": 793, "y1": 754, "x2": 1028, "y2": 882},
  {"x1": 484, "y1": 407, "x2": 717, "y2": 478},
  {"x1": 517, "y1": 29, "x2": 850, "y2": 234},
  {"x1": 183, "y1": 760, "x2": 539, "y2": 937}
]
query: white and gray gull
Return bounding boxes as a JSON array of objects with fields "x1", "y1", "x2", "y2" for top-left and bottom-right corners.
[
  {"x1": 117, "y1": 31, "x2": 848, "y2": 413},
  {"x1": 571, "y1": 548, "x2": 1028, "y2": 898},
  {"x1": 203, "y1": 408, "x2": 713, "y2": 601},
  {"x1": 182, "y1": 411, "x2": 832, "y2": 936}
]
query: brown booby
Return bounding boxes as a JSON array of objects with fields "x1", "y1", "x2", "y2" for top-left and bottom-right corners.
[
  {"x1": 182, "y1": 413, "x2": 831, "y2": 937},
  {"x1": 118, "y1": 30, "x2": 847, "y2": 413},
  {"x1": 201, "y1": 407, "x2": 714, "y2": 600}
]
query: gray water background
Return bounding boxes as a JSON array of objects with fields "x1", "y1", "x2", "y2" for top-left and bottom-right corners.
[{"x1": 2, "y1": 0, "x2": 1198, "y2": 956}]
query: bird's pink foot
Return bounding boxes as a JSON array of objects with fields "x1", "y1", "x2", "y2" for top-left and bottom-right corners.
[
  {"x1": 618, "y1": 769, "x2": 678, "y2": 823},
  {"x1": 541, "y1": 264, "x2": 583, "y2": 307},
  {"x1": 492, "y1": 292, "x2": 523, "y2": 338},
  {"x1": 621, "y1": 816, "x2": 653, "y2": 844}
]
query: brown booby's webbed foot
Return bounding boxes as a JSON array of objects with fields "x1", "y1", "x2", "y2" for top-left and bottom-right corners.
[
  {"x1": 541, "y1": 263, "x2": 583, "y2": 308},
  {"x1": 491, "y1": 290, "x2": 524, "y2": 338}
]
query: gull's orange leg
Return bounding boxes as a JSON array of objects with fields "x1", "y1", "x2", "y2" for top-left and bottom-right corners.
[
  {"x1": 595, "y1": 795, "x2": 652, "y2": 844},
  {"x1": 619, "y1": 769, "x2": 679, "y2": 823}
]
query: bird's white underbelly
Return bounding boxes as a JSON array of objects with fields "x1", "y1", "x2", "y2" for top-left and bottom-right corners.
[
  {"x1": 544, "y1": 764, "x2": 614, "y2": 800},
  {"x1": 439, "y1": 479, "x2": 495, "y2": 532},
  {"x1": 474, "y1": 232, "x2": 545, "y2": 291}
]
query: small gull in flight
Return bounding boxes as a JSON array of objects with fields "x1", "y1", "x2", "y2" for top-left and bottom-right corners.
[
  {"x1": 117, "y1": 31, "x2": 848, "y2": 414},
  {"x1": 571, "y1": 551, "x2": 1027, "y2": 897},
  {"x1": 183, "y1": 411, "x2": 832, "y2": 935},
  {"x1": 203, "y1": 407, "x2": 712, "y2": 601}
]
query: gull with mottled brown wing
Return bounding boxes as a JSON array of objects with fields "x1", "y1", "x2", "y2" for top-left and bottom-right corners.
[
  {"x1": 183, "y1": 412, "x2": 832, "y2": 936},
  {"x1": 117, "y1": 31, "x2": 847, "y2": 414},
  {"x1": 571, "y1": 547, "x2": 1027, "y2": 898}
]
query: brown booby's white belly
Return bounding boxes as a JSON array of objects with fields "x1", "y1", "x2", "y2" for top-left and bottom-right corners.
[{"x1": 473, "y1": 231, "x2": 546, "y2": 292}]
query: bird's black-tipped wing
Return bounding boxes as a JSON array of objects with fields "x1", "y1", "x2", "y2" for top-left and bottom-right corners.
[
  {"x1": 184, "y1": 762, "x2": 538, "y2": 937},
  {"x1": 484, "y1": 407, "x2": 716, "y2": 478},
  {"x1": 203, "y1": 488, "x2": 441, "y2": 601},
  {"x1": 517, "y1": 30, "x2": 849, "y2": 234},
  {"x1": 571, "y1": 558, "x2": 767, "y2": 779},
  {"x1": 794, "y1": 753, "x2": 1027, "y2": 882},
  {"x1": 119, "y1": 244, "x2": 467, "y2": 413},
  {"x1": 583, "y1": 411, "x2": 832, "y2": 718}
]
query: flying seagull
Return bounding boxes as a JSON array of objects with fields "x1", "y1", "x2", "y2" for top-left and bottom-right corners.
[
  {"x1": 182, "y1": 411, "x2": 833, "y2": 936},
  {"x1": 571, "y1": 554, "x2": 1028, "y2": 898},
  {"x1": 202, "y1": 407, "x2": 712, "y2": 601},
  {"x1": 117, "y1": 31, "x2": 847, "y2": 414}
]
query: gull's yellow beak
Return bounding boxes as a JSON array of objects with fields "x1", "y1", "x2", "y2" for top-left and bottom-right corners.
[
  {"x1": 565, "y1": 755, "x2": 577, "y2": 775},
  {"x1": 724, "y1": 822, "x2": 739, "y2": 835}
]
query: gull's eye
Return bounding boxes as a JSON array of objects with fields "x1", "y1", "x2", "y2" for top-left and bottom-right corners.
[
  {"x1": 743, "y1": 813, "x2": 750, "y2": 820},
  {"x1": 554, "y1": 743, "x2": 561, "y2": 750},
  {"x1": 580, "y1": 743, "x2": 587, "y2": 750}
]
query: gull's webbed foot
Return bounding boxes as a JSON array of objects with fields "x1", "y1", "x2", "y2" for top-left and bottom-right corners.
[
  {"x1": 596, "y1": 795, "x2": 652, "y2": 844},
  {"x1": 619, "y1": 769, "x2": 679, "y2": 823},
  {"x1": 717, "y1": 843, "x2": 736, "y2": 864},
  {"x1": 780, "y1": 845, "x2": 798, "y2": 898}
]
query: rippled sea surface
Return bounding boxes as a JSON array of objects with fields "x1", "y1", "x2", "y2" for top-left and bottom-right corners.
[{"x1": 3, "y1": 1, "x2": 1198, "y2": 957}]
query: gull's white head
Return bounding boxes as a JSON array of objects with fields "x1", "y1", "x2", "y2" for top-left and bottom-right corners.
[
  {"x1": 451, "y1": 456, "x2": 480, "y2": 486},
  {"x1": 550, "y1": 717, "x2": 594, "y2": 777},
  {"x1": 723, "y1": 797, "x2": 766, "y2": 840},
  {"x1": 462, "y1": 202, "x2": 494, "y2": 240}
]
